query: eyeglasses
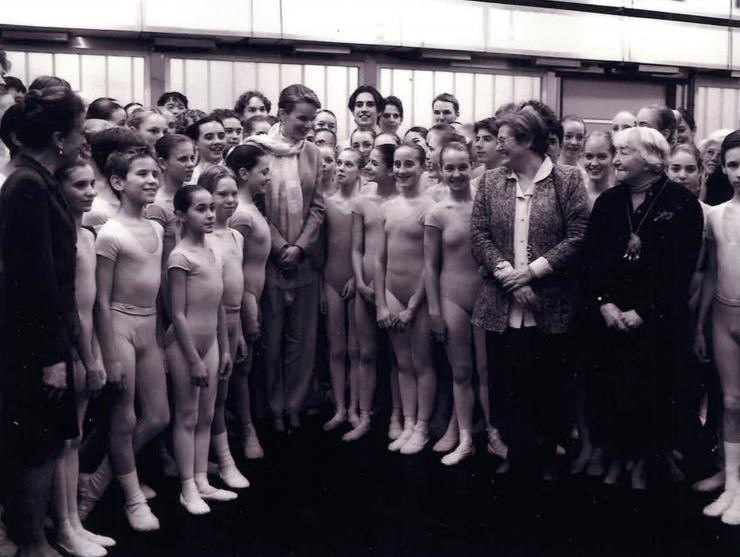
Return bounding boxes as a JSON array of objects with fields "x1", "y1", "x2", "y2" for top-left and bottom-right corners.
[{"x1": 496, "y1": 136, "x2": 515, "y2": 146}]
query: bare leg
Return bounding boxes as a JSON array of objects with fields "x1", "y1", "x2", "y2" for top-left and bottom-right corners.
[
  {"x1": 344, "y1": 296, "x2": 377, "y2": 441},
  {"x1": 386, "y1": 290, "x2": 417, "y2": 452},
  {"x1": 347, "y1": 297, "x2": 361, "y2": 426},
  {"x1": 323, "y1": 284, "x2": 348, "y2": 431},
  {"x1": 235, "y1": 349, "x2": 263, "y2": 459}
]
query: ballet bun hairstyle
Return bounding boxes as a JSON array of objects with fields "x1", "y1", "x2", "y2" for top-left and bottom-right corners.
[
  {"x1": 585, "y1": 129, "x2": 616, "y2": 156},
  {"x1": 54, "y1": 158, "x2": 93, "y2": 184},
  {"x1": 439, "y1": 140, "x2": 472, "y2": 165},
  {"x1": 198, "y1": 165, "x2": 237, "y2": 194},
  {"x1": 372, "y1": 143, "x2": 397, "y2": 171},
  {"x1": 17, "y1": 86, "x2": 85, "y2": 150},
  {"x1": 720, "y1": 130, "x2": 740, "y2": 166},
  {"x1": 397, "y1": 141, "x2": 427, "y2": 166},
  {"x1": 173, "y1": 183, "x2": 208, "y2": 214},
  {"x1": 225, "y1": 143, "x2": 267, "y2": 177},
  {"x1": 338, "y1": 147, "x2": 363, "y2": 166}
]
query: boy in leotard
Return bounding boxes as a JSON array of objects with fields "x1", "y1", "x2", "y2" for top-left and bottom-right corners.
[
  {"x1": 84, "y1": 150, "x2": 170, "y2": 531},
  {"x1": 54, "y1": 161, "x2": 116, "y2": 555},
  {"x1": 166, "y1": 184, "x2": 234, "y2": 515},
  {"x1": 225, "y1": 144, "x2": 270, "y2": 453},
  {"x1": 345, "y1": 144, "x2": 402, "y2": 442},
  {"x1": 198, "y1": 166, "x2": 252, "y2": 484},
  {"x1": 376, "y1": 143, "x2": 437, "y2": 455},
  {"x1": 695, "y1": 131, "x2": 740, "y2": 525},
  {"x1": 321, "y1": 149, "x2": 362, "y2": 433}
]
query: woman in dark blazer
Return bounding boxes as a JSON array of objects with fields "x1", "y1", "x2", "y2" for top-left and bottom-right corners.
[
  {"x1": 470, "y1": 108, "x2": 589, "y2": 477},
  {"x1": 0, "y1": 85, "x2": 85, "y2": 555}
]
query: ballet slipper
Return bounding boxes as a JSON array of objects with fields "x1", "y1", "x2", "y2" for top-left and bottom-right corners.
[
  {"x1": 348, "y1": 409, "x2": 361, "y2": 428},
  {"x1": 342, "y1": 419, "x2": 370, "y2": 442},
  {"x1": 219, "y1": 465, "x2": 250, "y2": 490},
  {"x1": 630, "y1": 459, "x2": 647, "y2": 491},
  {"x1": 604, "y1": 461, "x2": 623, "y2": 486},
  {"x1": 56, "y1": 528, "x2": 107, "y2": 557},
  {"x1": 388, "y1": 413, "x2": 403, "y2": 441},
  {"x1": 322, "y1": 411, "x2": 347, "y2": 432},
  {"x1": 179, "y1": 493, "x2": 210, "y2": 516},
  {"x1": 388, "y1": 422, "x2": 414, "y2": 452},
  {"x1": 139, "y1": 483, "x2": 157, "y2": 500},
  {"x1": 441, "y1": 431, "x2": 475, "y2": 466},
  {"x1": 124, "y1": 501, "x2": 159, "y2": 532},
  {"x1": 198, "y1": 487, "x2": 238, "y2": 502},
  {"x1": 693, "y1": 471, "x2": 725, "y2": 493},
  {"x1": 486, "y1": 428, "x2": 509, "y2": 459},
  {"x1": 75, "y1": 529, "x2": 115, "y2": 549},
  {"x1": 400, "y1": 423, "x2": 429, "y2": 455},
  {"x1": 77, "y1": 475, "x2": 100, "y2": 522},
  {"x1": 721, "y1": 492, "x2": 740, "y2": 525},
  {"x1": 703, "y1": 490, "x2": 735, "y2": 517},
  {"x1": 243, "y1": 425, "x2": 265, "y2": 460},
  {"x1": 432, "y1": 419, "x2": 458, "y2": 453}
]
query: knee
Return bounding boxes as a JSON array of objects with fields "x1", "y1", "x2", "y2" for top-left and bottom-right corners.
[
  {"x1": 111, "y1": 409, "x2": 137, "y2": 437},
  {"x1": 452, "y1": 368, "x2": 473, "y2": 388},
  {"x1": 358, "y1": 347, "x2": 376, "y2": 366},
  {"x1": 724, "y1": 393, "x2": 740, "y2": 415},
  {"x1": 175, "y1": 409, "x2": 198, "y2": 432},
  {"x1": 328, "y1": 344, "x2": 346, "y2": 363},
  {"x1": 146, "y1": 405, "x2": 171, "y2": 434}
]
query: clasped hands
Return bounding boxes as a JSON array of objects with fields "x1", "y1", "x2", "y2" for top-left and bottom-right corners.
[
  {"x1": 277, "y1": 245, "x2": 303, "y2": 277},
  {"x1": 599, "y1": 303, "x2": 644, "y2": 332},
  {"x1": 495, "y1": 262, "x2": 538, "y2": 312}
]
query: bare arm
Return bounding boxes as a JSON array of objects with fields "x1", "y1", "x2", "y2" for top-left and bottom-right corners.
[
  {"x1": 216, "y1": 302, "x2": 232, "y2": 379},
  {"x1": 374, "y1": 224, "x2": 394, "y2": 328},
  {"x1": 351, "y1": 211, "x2": 373, "y2": 303},
  {"x1": 94, "y1": 256, "x2": 123, "y2": 389},
  {"x1": 235, "y1": 223, "x2": 263, "y2": 343},
  {"x1": 169, "y1": 267, "x2": 208, "y2": 387},
  {"x1": 694, "y1": 237, "x2": 716, "y2": 362},
  {"x1": 423, "y1": 224, "x2": 445, "y2": 341}
]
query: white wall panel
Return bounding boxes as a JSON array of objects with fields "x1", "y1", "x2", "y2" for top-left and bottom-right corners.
[
  {"x1": 695, "y1": 85, "x2": 740, "y2": 141},
  {"x1": 233, "y1": 62, "x2": 257, "y2": 101},
  {"x1": 27, "y1": 53, "x2": 54, "y2": 82},
  {"x1": 209, "y1": 60, "x2": 234, "y2": 112},
  {"x1": 143, "y1": 0, "x2": 250, "y2": 35},
  {"x1": 399, "y1": 0, "x2": 486, "y2": 51},
  {"x1": 0, "y1": 0, "x2": 140, "y2": 31},
  {"x1": 54, "y1": 54, "x2": 81, "y2": 92},
  {"x1": 380, "y1": 67, "x2": 542, "y2": 132}
]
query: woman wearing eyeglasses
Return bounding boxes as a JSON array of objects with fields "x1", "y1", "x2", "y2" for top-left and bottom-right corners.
[{"x1": 470, "y1": 107, "x2": 589, "y2": 479}]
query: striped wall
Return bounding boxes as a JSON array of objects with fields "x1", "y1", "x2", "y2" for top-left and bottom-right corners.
[
  {"x1": 695, "y1": 84, "x2": 740, "y2": 141},
  {"x1": 167, "y1": 58, "x2": 359, "y2": 141},
  {"x1": 5, "y1": 50, "x2": 147, "y2": 105}
]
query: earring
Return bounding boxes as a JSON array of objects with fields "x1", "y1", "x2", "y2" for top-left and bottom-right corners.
[{"x1": 58, "y1": 147, "x2": 64, "y2": 156}]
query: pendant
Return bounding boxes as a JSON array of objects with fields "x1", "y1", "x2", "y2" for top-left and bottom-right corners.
[{"x1": 623, "y1": 232, "x2": 642, "y2": 261}]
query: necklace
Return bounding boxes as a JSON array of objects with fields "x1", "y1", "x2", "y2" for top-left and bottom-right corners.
[{"x1": 623, "y1": 179, "x2": 668, "y2": 261}]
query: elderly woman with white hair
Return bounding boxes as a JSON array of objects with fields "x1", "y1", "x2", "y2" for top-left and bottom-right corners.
[{"x1": 583, "y1": 126, "x2": 703, "y2": 490}]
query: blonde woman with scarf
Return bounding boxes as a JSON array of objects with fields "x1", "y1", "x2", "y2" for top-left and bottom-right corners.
[{"x1": 246, "y1": 84, "x2": 325, "y2": 432}]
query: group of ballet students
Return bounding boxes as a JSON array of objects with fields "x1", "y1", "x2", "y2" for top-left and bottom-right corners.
[{"x1": 0, "y1": 44, "x2": 739, "y2": 557}]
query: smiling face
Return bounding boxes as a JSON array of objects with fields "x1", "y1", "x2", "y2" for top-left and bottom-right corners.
[
  {"x1": 212, "y1": 176, "x2": 239, "y2": 223},
  {"x1": 119, "y1": 156, "x2": 160, "y2": 205},
  {"x1": 474, "y1": 128, "x2": 500, "y2": 169},
  {"x1": 197, "y1": 121, "x2": 226, "y2": 164},
  {"x1": 674, "y1": 113, "x2": 693, "y2": 145},
  {"x1": 244, "y1": 96, "x2": 267, "y2": 118},
  {"x1": 667, "y1": 150, "x2": 700, "y2": 193},
  {"x1": 60, "y1": 164, "x2": 96, "y2": 215},
  {"x1": 496, "y1": 124, "x2": 530, "y2": 170},
  {"x1": 380, "y1": 104, "x2": 402, "y2": 134},
  {"x1": 163, "y1": 99, "x2": 186, "y2": 118},
  {"x1": 280, "y1": 101, "x2": 317, "y2": 141},
  {"x1": 245, "y1": 155, "x2": 271, "y2": 197},
  {"x1": 440, "y1": 148, "x2": 472, "y2": 194},
  {"x1": 352, "y1": 92, "x2": 378, "y2": 130},
  {"x1": 612, "y1": 138, "x2": 652, "y2": 186},
  {"x1": 583, "y1": 135, "x2": 614, "y2": 183},
  {"x1": 183, "y1": 189, "x2": 215, "y2": 234},
  {"x1": 702, "y1": 141, "x2": 720, "y2": 176},
  {"x1": 562, "y1": 120, "x2": 585, "y2": 161},
  {"x1": 393, "y1": 145, "x2": 423, "y2": 193},
  {"x1": 162, "y1": 140, "x2": 196, "y2": 185},
  {"x1": 365, "y1": 147, "x2": 390, "y2": 183}
]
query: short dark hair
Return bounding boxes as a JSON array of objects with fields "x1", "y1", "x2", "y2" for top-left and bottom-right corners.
[
  {"x1": 90, "y1": 127, "x2": 147, "y2": 171},
  {"x1": 86, "y1": 97, "x2": 124, "y2": 121},
  {"x1": 518, "y1": 99, "x2": 563, "y2": 144},
  {"x1": 28, "y1": 75, "x2": 70, "y2": 91},
  {"x1": 397, "y1": 142, "x2": 427, "y2": 166},
  {"x1": 210, "y1": 108, "x2": 240, "y2": 123},
  {"x1": 0, "y1": 103, "x2": 23, "y2": 157},
  {"x1": 104, "y1": 149, "x2": 157, "y2": 191},
  {"x1": 405, "y1": 126, "x2": 428, "y2": 139},
  {"x1": 383, "y1": 96, "x2": 404, "y2": 119},
  {"x1": 372, "y1": 143, "x2": 397, "y2": 170},
  {"x1": 347, "y1": 85, "x2": 384, "y2": 113},
  {"x1": 474, "y1": 117, "x2": 498, "y2": 136},
  {"x1": 185, "y1": 116, "x2": 224, "y2": 142},
  {"x1": 2, "y1": 76, "x2": 26, "y2": 95},
  {"x1": 234, "y1": 90, "x2": 272, "y2": 115},
  {"x1": 17, "y1": 86, "x2": 84, "y2": 150},
  {"x1": 432, "y1": 93, "x2": 459, "y2": 114},
  {"x1": 155, "y1": 133, "x2": 192, "y2": 160},
  {"x1": 720, "y1": 130, "x2": 740, "y2": 166},
  {"x1": 157, "y1": 91, "x2": 189, "y2": 109},
  {"x1": 497, "y1": 108, "x2": 550, "y2": 158},
  {"x1": 173, "y1": 183, "x2": 207, "y2": 213},
  {"x1": 225, "y1": 143, "x2": 267, "y2": 175},
  {"x1": 640, "y1": 104, "x2": 676, "y2": 142},
  {"x1": 677, "y1": 107, "x2": 696, "y2": 132}
]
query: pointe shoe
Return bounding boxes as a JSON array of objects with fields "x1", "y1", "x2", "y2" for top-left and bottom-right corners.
[
  {"x1": 721, "y1": 493, "x2": 740, "y2": 525},
  {"x1": 124, "y1": 502, "x2": 160, "y2": 532},
  {"x1": 486, "y1": 429, "x2": 509, "y2": 459},
  {"x1": 322, "y1": 411, "x2": 347, "y2": 432},
  {"x1": 433, "y1": 422, "x2": 458, "y2": 453},
  {"x1": 441, "y1": 440, "x2": 475, "y2": 466},
  {"x1": 219, "y1": 465, "x2": 250, "y2": 489},
  {"x1": 388, "y1": 414, "x2": 403, "y2": 441},
  {"x1": 342, "y1": 419, "x2": 370, "y2": 442},
  {"x1": 198, "y1": 484, "x2": 238, "y2": 502},
  {"x1": 179, "y1": 493, "x2": 210, "y2": 516},
  {"x1": 348, "y1": 409, "x2": 361, "y2": 428},
  {"x1": 139, "y1": 483, "x2": 157, "y2": 500},
  {"x1": 693, "y1": 471, "x2": 725, "y2": 493},
  {"x1": 75, "y1": 528, "x2": 115, "y2": 549},
  {"x1": 388, "y1": 425, "x2": 414, "y2": 452},
  {"x1": 400, "y1": 425, "x2": 429, "y2": 455},
  {"x1": 56, "y1": 534, "x2": 107, "y2": 557},
  {"x1": 243, "y1": 427, "x2": 265, "y2": 460},
  {"x1": 704, "y1": 490, "x2": 735, "y2": 517},
  {"x1": 0, "y1": 515, "x2": 17, "y2": 557}
]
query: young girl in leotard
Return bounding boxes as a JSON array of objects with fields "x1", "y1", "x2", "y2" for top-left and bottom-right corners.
[
  {"x1": 87, "y1": 150, "x2": 170, "y2": 531},
  {"x1": 198, "y1": 166, "x2": 251, "y2": 486},
  {"x1": 319, "y1": 145, "x2": 338, "y2": 196},
  {"x1": 695, "y1": 131, "x2": 740, "y2": 524},
  {"x1": 54, "y1": 161, "x2": 116, "y2": 556},
  {"x1": 166, "y1": 184, "x2": 234, "y2": 515},
  {"x1": 424, "y1": 142, "x2": 497, "y2": 465},
  {"x1": 129, "y1": 108, "x2": 168, "y2": 149},
  {"x1": 344, "y1": 144, "x2": 402, "y2": 442},
  {"x1": 322, "y1": 149, "x2": 362, "y2": 433},
  {"x1": 224, "y1": 144, "x2": 270, "y2": 456},
  {"x1": 376, "y1": 143, "x2": 437, "y2": 455}
]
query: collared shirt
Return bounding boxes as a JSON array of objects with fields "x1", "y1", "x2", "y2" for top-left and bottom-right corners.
[{"x1": 507, "y1": 157, "x2": 554, "y2": 328}]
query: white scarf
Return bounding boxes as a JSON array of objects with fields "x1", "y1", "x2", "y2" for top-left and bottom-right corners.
[{"x1": 245, "y1": 124, "x2": 304, "y2": 244}]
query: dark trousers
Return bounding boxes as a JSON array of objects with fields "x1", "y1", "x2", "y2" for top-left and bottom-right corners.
[{"x1": 487, "y1": 328, "x2": 570, "y2": 474}]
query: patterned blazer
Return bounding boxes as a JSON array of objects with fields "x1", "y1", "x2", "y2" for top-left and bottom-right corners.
[{"x1": 470, "y1": 164, "x2": 589, "y2": 334}]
